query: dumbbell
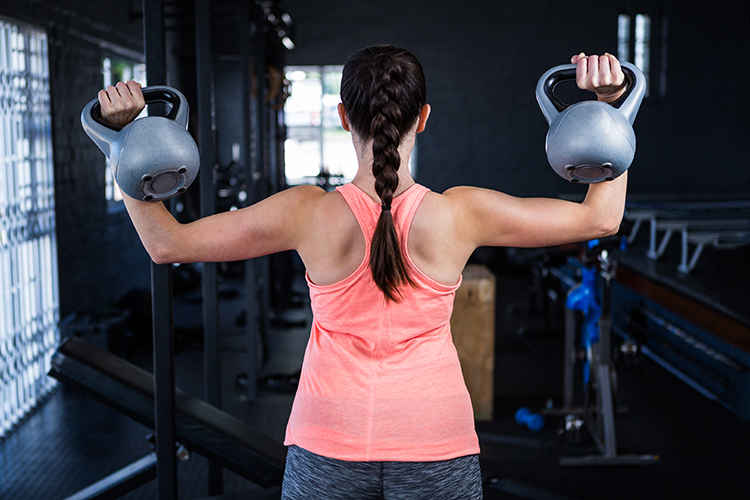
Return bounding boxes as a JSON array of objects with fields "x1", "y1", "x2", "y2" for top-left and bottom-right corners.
[{"x1": 515, "y1": 407, "x2": 545, "y2": 432}]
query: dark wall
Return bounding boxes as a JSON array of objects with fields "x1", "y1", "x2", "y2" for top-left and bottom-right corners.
[
  {"x1": 285, "y1": 0, "x2": 750, "y2": 198},
  {"x1": 0, "y1": 1, "x2": 149, "y2": 317},
  {"x1": 2, "y1": 0, "x2": 748, "y2": 317}
]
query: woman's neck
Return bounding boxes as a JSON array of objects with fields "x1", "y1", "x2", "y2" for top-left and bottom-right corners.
[{"x1": 350, "y1": 133, "x2": 417, "y2": 203}]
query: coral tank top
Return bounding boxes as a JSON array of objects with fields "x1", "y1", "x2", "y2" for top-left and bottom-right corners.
[{"x1": 284, "y1": 183, "x2": 480, "y2": 462}]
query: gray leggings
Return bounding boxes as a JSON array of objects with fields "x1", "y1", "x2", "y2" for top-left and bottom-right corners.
[{"x1": 281, "y1": 445, "x2": 483, "y2": 500}]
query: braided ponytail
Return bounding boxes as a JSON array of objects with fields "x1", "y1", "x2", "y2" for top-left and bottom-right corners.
[{"x1": 341, "y1": 46, "x2": 426, "y2": 301}]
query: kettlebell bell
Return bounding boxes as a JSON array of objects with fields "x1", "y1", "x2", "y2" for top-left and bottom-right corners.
[
  {"x1": 81, "y1": 86, "x2": 200, "y2": 202},
  {"x1": 536, "y1": 62, "x2": 645, "y2": 183}
]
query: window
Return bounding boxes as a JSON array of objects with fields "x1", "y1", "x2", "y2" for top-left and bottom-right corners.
[
  {"x1": 283, "y1": 65, "x2": 417, "y2": 186},
  {"x1": 617, "y1": 14, "x2": 630, "y2": 63},
  {"x1": 101, "y1": 56, "x2": 146, "y2": 205},
  {"x1": 0, "y1": 16, "x2": 59, "y2": 441},
  {"x1": 284, "y1": 65, "x2": 353, "y2": 186},
  {"x1": 618, "y1": 12, "x2": 659, "y2": 98},
  {"x1": 634, "y1": 14, "x2": 651, "y2": 96}
]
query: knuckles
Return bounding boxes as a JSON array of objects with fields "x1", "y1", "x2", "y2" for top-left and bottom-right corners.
[{"x1": 574, "y1": 54, "x2": 623, "y2": 91}]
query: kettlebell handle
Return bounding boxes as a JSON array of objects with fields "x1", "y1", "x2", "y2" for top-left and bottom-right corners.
[
  {"x1": 81, "y1": 85, "x2": 190, "y2": 158},
  {"x1": 89, "y1": 86, "x2": 187, "y2": 130},
  {"x1": 536, "y1": 62, "x2": 645, "y2": 126}
]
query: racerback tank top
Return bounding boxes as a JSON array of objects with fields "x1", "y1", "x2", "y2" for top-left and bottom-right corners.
[{"x1": 284, "y1": 182, "x2": 480, "y2": 461}]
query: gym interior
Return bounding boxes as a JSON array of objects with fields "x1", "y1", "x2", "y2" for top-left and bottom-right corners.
[{"x1": 1, "y1": 1, "x2": 749, "y2": 499}]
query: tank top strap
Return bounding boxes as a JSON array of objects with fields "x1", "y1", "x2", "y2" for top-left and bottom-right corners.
[
  {"x1": 392, "y1": 184, "x2": 430, "y2": 240},
  {"x1": 335, "y1": 183, "x2": 380, "y2": 239},
  {"x1": 335, "y1": 183, "x2": 430, "y2": 243}
]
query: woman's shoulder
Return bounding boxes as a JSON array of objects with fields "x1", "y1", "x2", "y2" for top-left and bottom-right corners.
[
  {"x1": 412, "y1": 188, "x2": 460, "y2": 231},
  {"x1": 278, "y1": 184, "x2": 345, "y2": 208},
  {"x1": 414, "y1": 185, "x2": 505, "y2": 242},
  {"x1": 284, "y1": 183, "x2": 327, "y2": 199},
  {"x1": 439, "y1": 185, "x2": 482, "y2": 199},
  {"x1": 433, "y1": 185, "x2": 514, "y2": 214},
  {"x1": 280, "y1": 184, "x2": 356, "y2": 227},
  {"x1": 421, "y1": 185, "x2": 480, "y2": 211}
]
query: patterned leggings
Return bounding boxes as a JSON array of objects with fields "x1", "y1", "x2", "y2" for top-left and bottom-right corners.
[{"x1": 281, "y1": 445, "x2": 483, "y2": 500}]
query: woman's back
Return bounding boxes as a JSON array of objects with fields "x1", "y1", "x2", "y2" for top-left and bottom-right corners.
[
  {"x1": 285, "y1": 181, "x2": 479, "y2": 462},
  {"x1": 301, "y1": 183, "x2": 468, "y2": 289}
]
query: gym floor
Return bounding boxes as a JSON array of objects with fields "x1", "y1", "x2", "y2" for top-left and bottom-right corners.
[{"x1": 1, "y1": 254, "x2": 749, "y2": 500}]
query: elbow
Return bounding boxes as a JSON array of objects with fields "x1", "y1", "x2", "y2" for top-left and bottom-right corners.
[
  {"x1": 150, "y1": 254, "x2": 171, "y2": 266},
  {"x1": 149, "y1": 250, "x2": 171, "y2": 266},
  {"x1": 598, "y1": 216, "x2": 622, "y2": 239},
  {"x1": 142, "y1": 226, "x2": 186, "y2": 265},
  {"x1": 582, "y1": 203, "x2": 624, "y2": 240},
  {"x1": 148, "y1": 242, "x2": 179, "y2": 265}
]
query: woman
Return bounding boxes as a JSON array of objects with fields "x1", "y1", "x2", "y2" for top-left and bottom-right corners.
[{"x1": 99, "y1": 46, "x2": 626, "y2": 499}]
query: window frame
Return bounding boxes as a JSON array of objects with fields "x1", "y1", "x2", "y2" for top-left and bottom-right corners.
[{"x1": 0, "y1": 14, "x2": 60, "y2": 442}]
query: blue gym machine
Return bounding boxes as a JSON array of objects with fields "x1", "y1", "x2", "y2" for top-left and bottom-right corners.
[{"x1": 554, "y1": 239, "x2": 658, "y2": 466}]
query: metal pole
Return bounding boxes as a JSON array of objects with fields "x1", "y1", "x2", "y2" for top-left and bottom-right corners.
[
  {"x1": 563, "y1": 306, "x2": 576, "y2": 410},
  {"x1": 598, "y1": 260, "x2": 616, "y2": 458},
  {"x1": 253, "y1": 4, "x2": 272, "y2": 344},
  {"x1": 268, "y1": 91, "x2": 279, "y2": 195},
  {"x1": 195, "y1": 0, "x2": 222, "y2": 495},
  {"x1": 241, "y1": 0, "x2": 258, "y2": 401},
  {"x1": 143, "y1": 1, "x2": 177, "y2": 498},
  {"x1": 253, "y1": 3, "x2": 268, "y2": 202}
]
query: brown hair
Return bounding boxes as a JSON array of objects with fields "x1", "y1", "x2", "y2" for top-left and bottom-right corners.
[{"x1": 340, "y1": 45, "x2": 427, "y2": 301}]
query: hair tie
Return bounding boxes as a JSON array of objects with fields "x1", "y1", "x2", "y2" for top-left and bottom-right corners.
[{"x1": 381, "y1": 204, "x2": 391, "y2": 211}]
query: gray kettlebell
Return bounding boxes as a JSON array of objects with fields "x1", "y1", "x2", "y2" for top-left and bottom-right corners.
[
  {"x1": 81, "y1": 86, "x2": 200, "y2": 201},
  {"x1": 536, "y1": 62, "x2": 645, "y2": 183}
]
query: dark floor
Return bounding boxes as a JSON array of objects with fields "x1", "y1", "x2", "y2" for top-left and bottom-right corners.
[{"x1": 2, "y1": 250, "x2": 750, "y2": 500}]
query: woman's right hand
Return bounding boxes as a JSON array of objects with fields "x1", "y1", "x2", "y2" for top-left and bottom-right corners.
[
  {"x1": 571, "y1": 52, "x2": 626, "y2": 103},
  {"x1": 98, "y1": 81, "x2": 145, "y2": 128}
]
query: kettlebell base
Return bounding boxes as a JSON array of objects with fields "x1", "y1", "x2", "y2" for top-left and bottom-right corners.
[
  {"x1": 565, "y1": 164, "x2": 617, "y2": 184},
  {"x1": 140, "y1": 168, "x2": 190, "y2": 201}
]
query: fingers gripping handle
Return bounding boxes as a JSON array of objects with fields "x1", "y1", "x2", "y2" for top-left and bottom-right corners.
[
  {"x1": 80, "y1": 85, "x2": 191, "y2": 159},
  {"x1": 535, "y1": 62, "x2": 645, "y2": 125}
]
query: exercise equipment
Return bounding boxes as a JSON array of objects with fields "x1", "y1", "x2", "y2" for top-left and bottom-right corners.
[
  {"x1": 536, "y1": 62, "x2": 645, "y2": 183},
  {"x1": 566, "y1": 256, "x2": 602, "y2": 390},
  {"x1": 81, "y1": 86, "x2": 200, "y2": 202},
  {"x1": 612, "y1": 231, "x2": 750, "y2": 421},
  {"x1": 623, "y1": 199, "x2": 750, "y2": 274},
  {"x1": 555, "y1": 239, "x2": 657, "y2": 466},
  {"x1": 48, "y1": 336, "x2": 286, "y2": 498},
  {"x1": 514, "y1": 407, "x2": 545, "y2": 432}
]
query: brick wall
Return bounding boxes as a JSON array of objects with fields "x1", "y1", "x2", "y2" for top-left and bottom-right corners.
[{"x1": 1, "y1": 1, "x2": 149, "y2": 318}]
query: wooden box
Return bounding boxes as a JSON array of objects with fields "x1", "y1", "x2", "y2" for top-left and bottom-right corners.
[{"x1": 450, "y1": 264, "x2": 496, "y2": 421}]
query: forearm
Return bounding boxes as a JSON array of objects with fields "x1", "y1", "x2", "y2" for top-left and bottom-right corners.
[
  {"x1": 121, "y1": 189, "x2": 182, "y2": 264},
  {"x1": 466, "y1": 52, "x2": 629, "y2": 248},
  {"x1": 575, "y1": 76, "x2": 629, "y2": 237},
  {"x1": 579, "y1": 171, "x2": 627, "y2": 236}
]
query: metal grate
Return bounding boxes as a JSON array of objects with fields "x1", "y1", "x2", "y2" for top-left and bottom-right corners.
[{"x1": 0, "y1": 16, "x2": 59, "y2": 441}]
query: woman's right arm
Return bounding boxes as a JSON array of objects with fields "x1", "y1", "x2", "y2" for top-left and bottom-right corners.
[
  {"x1": 447, "y1": 53, "x2": 629, "y2": 250},
  {"x1": 445, "y1": 172, "x2": 626, "y2": 249}
]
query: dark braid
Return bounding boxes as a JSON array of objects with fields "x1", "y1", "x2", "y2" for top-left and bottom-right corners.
[{"x1": 341, "y1": 45, "x2": 426, "y2": 301}]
